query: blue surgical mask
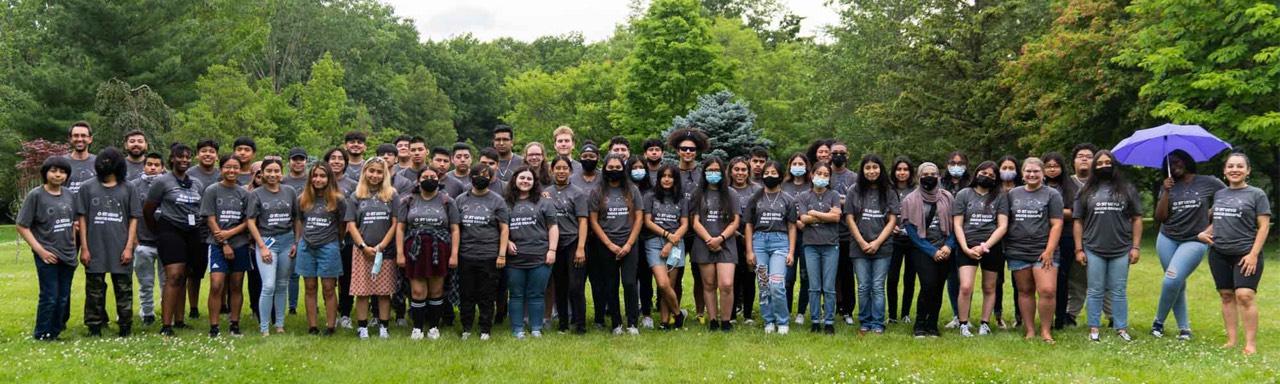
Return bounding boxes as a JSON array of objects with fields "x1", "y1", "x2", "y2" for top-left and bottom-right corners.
[
  {"x1": 705, "y1": 171, "x2": 722, "y2": 184},
  {"x1": 948, "y1": 165, "x2": 966, "y2": 178},
  {"x1": 1000, "y1": 170, "x2": 1018, "y2": 182},
  {"x1": 630, "y1": 169, "x2": 647, "y2": 181},
  {"x1": 813, "y1": 177, "x2": 829, "y2": 189},
  {"x1": 790, "y1": 165, "x2": 807, "y2": 177}
]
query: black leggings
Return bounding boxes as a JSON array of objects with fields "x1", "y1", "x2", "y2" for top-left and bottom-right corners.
[
  {"x1": 553, "y1": 238, "x2": 588, "y2": 330},
  {"x1": 733, "y1": 238, "x2": 756, "y2": 319},
  {"x1": 458, "y1": 258, "x2": 499, "y2": 334},
  {"x1": 338, "y1": 239, "x2": 354, "y2": 318},
  {"x1": 588, "y1": 236, "x2": 639, "y2": 328},
  {"x1": 888, "y1": 236, "x2": 916, "y2": 320},
  {"x1": 837, "y1": 239, "x2": 855, "y2": 316},
  {"x1": 910, "y1": 248, "x2": 950, "y2": 333}
]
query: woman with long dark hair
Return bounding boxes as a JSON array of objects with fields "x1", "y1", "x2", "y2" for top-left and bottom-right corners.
[
  {"x1": 1044, "y1": 151, "x2": 1083, "y2": 329},
  {"x1": 200, "y1": 154, "x2": 251, "y2": 337},
  {"x1": 547, "y1": 156, "x2": 590, "y2": 334},
  {"x1": 588, "y1": 153, "x2": 644, "y2": 334},
  {"x1": 503, "y1": 166, "x2": 558, "y2": 339},
  {"x1": 1072, "y1": 150, "x2": 1142, "y2": 342},
  {"x1": 296, "y1": 161, "x2": 348, "y2": 336},
  {"x1": 950, "y1": 161, "x2": 1008, "y2": 337},
  {"x1": 691, "y1": 156, "x2": 741, "y2": 332},
  {"x1": 797, "y1": 161, "x2": 842, "y2": 334},
  {"x1": 628, "y1": 157, "x2": 656, "y2": 328},
  {"x1": 888, "y1": 156, "x2": 917, "y2": 324},
  {"x1": 395, "y1": 167, "x2": 459, "y2": 340},
  {"x1": 745, "y1": 160, "x2": 797, "y2": 334},
  {"x1": 783, "y1": 153, "x2": 811, "y2": 325},
  {"x1": 246, "y1": 159, "x2": 300, "y2": 336},
  {"x1": 845, "y1": 154, "x2": 899, "y2": 334},
  {"x1": 644, "y1": 164, "x2": 689, "y2": 330},
  {"x1": 727, "y1": 156, "x2": 760, "y2": 324}
]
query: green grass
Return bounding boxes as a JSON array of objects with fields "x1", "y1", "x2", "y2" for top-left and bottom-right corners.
[{"x1": 0, "y1": 225, "x2": 1276, "y2": 382}]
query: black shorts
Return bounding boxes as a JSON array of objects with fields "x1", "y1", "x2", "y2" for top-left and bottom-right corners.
[
  {"x1": 955, "y1": 241, "x2": 1005, "y2": 272},
  {"x1": 156, "y1": 219, "x2": 207, "y2": 276},
  {"x1": 1208, "y1": 249, "x2": 1263, "y2": 291}
]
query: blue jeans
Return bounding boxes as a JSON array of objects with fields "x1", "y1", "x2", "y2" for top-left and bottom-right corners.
[
  {"x1": 507, "y1": 264, "x2": 552, "y2": 334},
  {"x1": 1154, "y1": 233, "x2": 1207, "y2": 330},
  {"x1": 752, "y1": 232, "x2": 791, "y2": 326},
  {"x1": 33, "y1": 256, "x2": 75, "y2": 339},
  {"x1": 1085, "y1": 250, "x2": 1130, "y2": 330},
  {"x1": 804, "y1": 244, "x2": 839, "y2": 325},
  {"x1": 854, "y1": 256, "x2": 891, "y2": 330},
  {"x1": 256, "y1": 233, "x2": 296, "y2": 332}
]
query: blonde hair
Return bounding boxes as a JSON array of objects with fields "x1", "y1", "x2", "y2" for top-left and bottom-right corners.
[
  {"x1": 1022, "y1": 157, "x2": 1044, "y2": 171},
  {"x1": 354, "y1": 157, "x2": 394, "y2": 202},
  {"x1": 552, "y1": 125, "x2": 574, "y2": 139}
]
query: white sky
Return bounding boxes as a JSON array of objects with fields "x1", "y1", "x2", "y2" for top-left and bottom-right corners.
[{"x1": 383, "y1": 0, "x2": 842, "y2": 42}]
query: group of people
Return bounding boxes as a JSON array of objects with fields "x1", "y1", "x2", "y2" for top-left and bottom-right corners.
[{"x1": 18, "y1": 122, "x2": 1269, "y2": 354}]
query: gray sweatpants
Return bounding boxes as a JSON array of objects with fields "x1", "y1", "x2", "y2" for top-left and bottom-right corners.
[{"x1": 132, "y1": 245, "x2": 165, "y2": 318}]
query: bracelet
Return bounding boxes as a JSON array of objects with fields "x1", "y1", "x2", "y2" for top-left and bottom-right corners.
[{"x1": 549, "y1": 249, "x2": 557, "y2": 252}]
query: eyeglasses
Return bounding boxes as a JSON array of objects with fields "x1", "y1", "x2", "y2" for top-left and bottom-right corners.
[{"x1": 679, "y1": 147, "x2": 698, "y2": 153}]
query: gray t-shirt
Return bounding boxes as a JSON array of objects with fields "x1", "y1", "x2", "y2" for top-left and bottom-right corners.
[
  {"x1": 747, "y1": 190, "x2": 796, "y2": 234},
  {"x1": 1075, "y1": 184, "x2": 1143, "y2": 257},
  {"x1": 444, "y1": 172, "x2": 472, "y2": 199},
  {"x1": 547, "y1": 183, "x2": 589, "y2": 243},
  {"x1": 62, "y1": 154, "x2": 96, "y2": 195},
  {"x1": 391, "y1": 167, "x2": 420, "y2": 197},
  {"x1": 508, "y1": 198, "x2": 558, "y2": 267},
  {"x1": 1211, "y1": 186, "x2": 1271, "y2": 256},
  {"x1": 246, "y1": 185, "x2": 299, "y2": 237},
  {"x1": 690, "y1": 190, "x2": 740, "y2": 260},
  {"x1": 1160, "y1": 175, "x2": 1226, "y2": 241},
  {"x1": 678, "y1": 167, "x2": 703, "y2": 203},
  {"x1": 125, "y1": 158, "x2": 145, "y2": 182},
  {"x1": 189, "y1": 166, "x2": 221, "y2": 191},
  {"x1": 1006, "y1": 186, "x2": 1065, "y2": 261},
  {"x1": 76, "y1": 180, "x2": 138, "y2": 274},
  {"x1": 570, "y1": 171, "x2": 601, "y2": 192},
  {"x1": 645, "y1": 192, "x2": 688, "y2": 236},
  {"x1": 299, "y1": 195, "x2": 346, "y2": 246},
  {"x1": 146, "y1": 173, "x2": 204, "y2": 230},
  {"x1": 952, "y1": 188, "x2": 1008, "y2": 247},
  {"x1": 590, "y1": 184, "x2": 643, "y2": 244},
  {"x1": 282, "y1": 173, "x2": 308, "y2": 193},
  {"x1": 346, "y1": 195, "x2": 402, "y2": 252},
  {"x1": 831, "y1": 169, "x2": 858, "y2": 241},
  {"x1": 346, "y1": 160, "x2": 364, "y2": 183},
  {"x1": 846, "y1": 186, "x2": 899, "y2": 257},
  {"x1": 797, "y1": 189, "x2": 841, "y2": 245},
  {"x1": 398, "y1": 193, "x2": 460, "y2": 231},
  {"x1": 457, "y1": 191, "x2": 508, "y2": 260},
  {"x1": 497, "y1": 154, "x2": 524, "y2": 182},
  {"x1": 729, "y1": 183, "x2": 761, "y2": 217},
  {"x1": 336, "y1": 177, "x2": 357, "y2": 197},
  {"x1": 17, "y1": 186, "x2": 78, "y2": 264},
  {"x1": 129, "y1": 175, "x2": 160, "y2": 245},
  {"x1": 235, "y1": 173, "x2": 253, "y2": 187},
  {"x1": 200, "y1": 182, "x2": 252, "y2": 248}
]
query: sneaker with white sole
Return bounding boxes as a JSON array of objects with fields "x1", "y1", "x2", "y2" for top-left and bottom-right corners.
[
  {"x1": 795, "y1": 314, "x2": 805, "y2": 324},
  {"x1": 357, "y1": 327, "x2": 370, "y2": 340},
  {"x1": 901, "y1": 315, "x2": 913, "y2": 324},
  {"x1": 1150, "y1": 322, "x2": 1165, "y2": 338},
  {"x1": 479, "y1": 333, "x2": 490, "y2": 341},
  {"x1": 339, "y1": 316, "x2": 353, "y2": 329},
  {"x1": 427, "y1": 327, "x2": 440, "y2": 340},
  {"x1": 777, "y1": 325, "x2": 790, "y2": 335},
  {"x1": 396, "y1": 318, "x2": 407, "y2": 327},
  {"x1": 764, "y1": 323, "x2": 777, "y2": 334},
  {"x1": 378, "y1": 326, "x2": 389, "y2": 339},
  {"x1": 515, "y1": 331, "x2": 526, "y2": 340},
  {"x1": 641, "y1": 316, "x2": 654, "y2": 329},
  {"x1": 410, "y1": 328, "x2": 424, "y2": 340},
  {"x1": 944, "y1": 316, "x2": 960, "y2": 329},
  {"x1": 612, "y1": 326, "x2": 624, "y2": 335},
  {"x1": 960, "y1": 323, "x2": 973, "y2": 337},
  {"x1": 978, "y1": 323, "x2": 991, "y2": 336},
  {"x1": 844, "y1": 315, "x2": 854, "y2": 325},
  {"x1": 745, "y1": 319, "x2": 755, "y2": 325},
  {"x1": 1089, "y1": 330, "x2": 1100, "y2": 342},
  {"x1": 627, "y1": 327, "x2": 640, "y2": 335},
  {"x1": 461, "y1": 332, "x2": 472, "y2": 340},
  {"x1": 1176, "y1": 329, "x2": 1192, "y2": 341},
  {"x1": 1117, "y1": 330, "x2": 1132, "y2": 342},
  {"x1": 531, "y1": 330, "x2": 543, "y2": 338}
]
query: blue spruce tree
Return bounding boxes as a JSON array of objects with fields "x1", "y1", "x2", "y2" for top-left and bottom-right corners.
[{"x1": 663, "y1": 90, "x2": 771, "y2": 161}]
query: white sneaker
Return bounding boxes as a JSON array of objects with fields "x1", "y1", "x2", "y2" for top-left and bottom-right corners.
[
  {"x1": 396, "y1": 318, "x2": 407, "y2": 327},
  {"x1": 944, "y1": 316, "x2": 960, "y2": 329},
  {"x1": 1117, "y1": 331, "x2": 1133, "y2": 342},
  {"x1": 764, "y1": 324, "x2": 777, "y2": 334},
  {"x1": 461, "y1": 332, "x2": 471, "y2": 340},
  {"x1": 960, "y1": 323, "x2": 973, "y2": 337},
  {"x1": 531, "y1": 330, "x2": 543, "y2": 338},
  {"x1": 745, "y1": 319, "x2": 755, "y2": 325},
  {"x1": 427, "y1": 327, "x2": 440, "y2": 340},
  {"x1": 777, "y1": 325, "x2": 790, "y2": 335},
  {"x1": 479, "y1": 333, "x2": 490, "y2": 341},
  {"x1": 339, "y1": 316, "x2": 353, "y2": 329},
  {"x1": 795, "y1": 314, "x2": 805, "y2": 324},
  {"x1": 612, "y1": 326, "x2": 624, "y2": 335},
  {"x1": 378, "y1": 326, "x2": 389, "y2": 339},
  {"x1": 641, "y1": 316, "x2": 654, "y2": 329},
  {"x1": 515, "y1": 331, "x2": 526, "y2": 340},
  {"x1": 1089, "y1": 330, "x2": 1100, "y2": 342},
  {"x1": 357, "y1": 327, "x2": 369, "y2": 339},
  {"x1": 978, "y1": 323, "x2": 991, "y2": 336},
  {"x1": 410, "y1": 328, "x2": 424, "y2": 340},
  {"x1": 844, "y1": 315, "x2": 855, "y2": 325},
  {"x1": 627, "y1": 327, "x2": 639, "y2": 335},
  {"x1": 901, "y1": 315, "x2": 912, "y2": 324}
]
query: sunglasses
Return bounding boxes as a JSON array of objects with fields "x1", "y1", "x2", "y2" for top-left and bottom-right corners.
[{"x1": 679, "y1": 147, "x2": 698, "y2": 153}]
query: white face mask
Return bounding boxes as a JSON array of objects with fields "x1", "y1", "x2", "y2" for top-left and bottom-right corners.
[{"x1": 1000, "y1": 170, "x2": 1018, "y2": 182}]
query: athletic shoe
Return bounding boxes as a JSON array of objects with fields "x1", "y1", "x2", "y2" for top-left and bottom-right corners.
[
  {"x1": 674, "y1": 310, "x2": 687, "y2": 329},
  {"x1": 1117, "y1": 330, "x2": 1132, "y2": 342},
  {"x1": 428, "y1": 328, "x2": 441, "y2": 340},
  {"x1": 118, "y1": 326, "x2": 132, "y2": 338},
  {"x1": 411, "y1": 328, "x2": 424, "y2": 340},
  {"x1": 872, "y1": 328, "x2": 884, "y2": 335},
  {"x1": 901, "y1": 315, "x2": 912, "y2": 325},
  {"x1": 531, "y1": 330, "x2": 543, "y2": 338},
  {"x1": 1150, "y1": 322, "x2": 1165, "y2": 338},
  {"x1": 641, "y1": 316, "x2": 654, "y2": 329},
  {"x1": 913, "y1": 330, "x2": 928, "y2": 338},
  {"x1": 357, "y1": 327, "x2": 370, "y2": 340},
  {"x1": 87, "y1": 326, "x2": 102, "y2": 337},
  {"x1": 745, "y1": 319, "x2": 755, "y2": 325},
  {"x1": 710, "y1": 321, "x2": 721, "y2": 332},
  {"x1": 289, "y1": 307, "x2": 297, "y2": 315},
  {"x1": 764, "y1": 323, "x2": 777, "y2": 334},
  {"x1": 944, "y1": 316, "x2": 960, "y2": 329},
  {"x1": 229, "y1": 323, "x2": 242, "y2": 337},
  {"x1": 627, "y1": 327, "x2": 640, "y2": 335},
  {"x1": 1089, "y1": 330, "x2": 1100, "y2": 342},
  {"x1": 777, "y1": 325, "x2": 790, "y2": 335},
  {"x1": 209, "y1": 326, "x2": 219, "y2": 338},
  {"x1": 378, "y1": 326, "x2": 389, "y2": 339},
  {"x1": 960, "y1": 323, "x2": 973, "y2": 337},
  {"x1": 189, "y1": 308, "x2": 200, "y2": 320},
  {"x1": 141, "y1": 315, "x2": 156, "y2": 326},
  {"x1": 396, "y1": 318, "x2": 407, "y2": 327},
  {"x1": 721, "y1": 321, "x2": 733, "y2": 333},
  {"x1": 612, "y1": 326, "x2": 624, "y2": 335},
  {"x1": 795, "y1": 314, "x2": 806, "y2": 324},
  {"x1": 1177, "y1": 329, "x2": 1192, "y2": 341},
  {"x1": 159, "y1": 326, "x2": 174, "y2": 337},
  {"x1": 810, "y1": 323, "x2": 820, "y2": 333},
  {"x1": 823, "y1": 324, "x2": 835, "y2": 335},
  {"x1": 697, "y1": 314, "x2": 707, "y2": 325},
  {"x1": 996, "y1": 318, "x2": 1008, "y2": 329},
  {"x1": 515, "y1": 332, "x2": 526, "y2": 340},
  {"x1": 338, "y1": 316, "x2": 353, "y2": 329},
  {"x1": 479, "y1": 333, "x2": 490, "y2": 341},
  {"x1": 978, "y1": 323, "x2": 991, "y2": 336},
  {"x1": 323, "y1": 327, "x2": 336, "y2": 336},
  {"x1": 308, "y1": 327, "x2": 320, "y2": 335},
  {"x1": 887, "y1": 317, "x2": 898, "y2": 324},
  {"x1": 844, "y1": 315, "x2": 855, "y2": 325},
  {"x1": 461, "y1": 332, "x2": 472, "y2": 340}
]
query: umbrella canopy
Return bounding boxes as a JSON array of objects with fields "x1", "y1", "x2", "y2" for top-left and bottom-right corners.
[{"x1": 1111, "y1": 123, "x2": 1232, "y2": 168}]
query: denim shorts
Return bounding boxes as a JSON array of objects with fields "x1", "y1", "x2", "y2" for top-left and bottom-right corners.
[
  {"x1": 644, "y1": 237, "x2": 685, "y2": 268},
  {"x1": 1007, "y1": 255, "x2": 1060, "y2": 272},
  {"x1": 209, "y1": 244, "x2": 254, "y2": 274},
  {"x1": 295, "y1": 241, "x2": 343, "y2": 278}
]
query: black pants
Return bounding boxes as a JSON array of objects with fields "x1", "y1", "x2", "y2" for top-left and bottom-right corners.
[
  {"x1": 587, "y1": 238, "x2": 609, "y2": 326},
  {"x1": 836, "y1": 239, "x2": 855, "y2": 317},
  {"x1": 946, "y1": 252, "x2": 960, "y2": 320},
  {"x1": 910, "y1": 248, "x2": 950, "y2": 333},
  {"x1": 495, "y1": 265, "x2": 508, "y2": 324},
  {"x1": 1054, "y1": 233, "x2": 1075, "y2": 325},
  {"x1": 458, "y1": 258, "x2": 499, "y2": 333},
  {"x1": 247, "y1": 257, "x2": 262, "y2": 318},
  {"x1": 84, "y1": 272, "x2": 132, "y2": 329},
  {"x1": 589, "y1": 237, "x2": 640, "y2": 328},
  {"x1": 391, "y1": 273, "x2": 410, "y2": 320},
  {"x1": 888, "y1": 236, "x2": 916, "y2": 320},
  {"x1": 338, "y1": 240, "x2": 354, "y2": 318},
  {"x1": 785, "y1": 237, "x2": 809, "y2": 314},
  {"x1": 638, "y1": 241, "x2": 654, "y2": 317},
  {"x1": 733, "y1": 237, "x2": 755, "y2": 320},
  {"x1": 442, "y1": 267, "x2": 458, "y2": 324},
  {"x1": 552, "y1": 241, "x2": 588, "y2": 330}
]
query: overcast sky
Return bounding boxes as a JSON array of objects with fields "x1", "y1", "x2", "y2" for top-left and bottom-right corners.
[{"x1": 382, "y1": 0, "x2": 842, "y2": 42}]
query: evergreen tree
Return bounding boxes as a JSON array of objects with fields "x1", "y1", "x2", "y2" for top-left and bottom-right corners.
[{"x1": 664, "y1": 90, "x2": 770, "y2": 161}]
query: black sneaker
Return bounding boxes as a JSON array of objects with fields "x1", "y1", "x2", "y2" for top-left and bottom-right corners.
[
  {"x1": 1177, "y1": 329, "x2": 1192, "y2": 341},
  {"x1": 674, "y1": 310, "x2": 687, "y2": 329},
  {"x1": 209, "y1": 325, "x2": 220, "y2": 338},
  {"x1": 572, "y1": 326, "x2": 587, "y2": 335},
  {"x1": 289, "y1": 307, "x2": 297, "y2": 315},
  {"x1": 1150, "y1": 321, "x2": 1165, "y2": 338},
  {"x1": 159, "y1": 326, "x2": 174, "y2": 337},
  {"x1": 323, "y1": 327, "x2": 336, "y2": 336},
  {"x1": 141, "y1": 315, "x2": 156, "y2": 326},
  {"x1": 913, "y1": 329, "x2": 928, "y2": 338},
  {"x1": 188, "y1": 308, "x2": 200, "y2": 320},
  {"x1": 824, "y1": 324, "x2": 835, "y2": 335},
  {"x1": 308, "y1": 327, "x2": 320, "y2": 335},
  {"x1": 810, "y1": 323, "x2": 821, "y2": 333},
  {"x1": 721, "y1": 320, "x2": 733, "y2": 332},
  {"x1": 118, "y1": 326, "x2": 131, "y2": 338},
  {"x1": 709, "y1": 320, "x2": 721, "y2": 331},
  {"x1": 174, "y1": 321, "x2": 189, "y2": 329},
  {"x1": 1065, "y1": 314, "x2": 1078, "y2": 327},
  {"x1": 87, "y1": 326, "x2": 102, "y2": 337},
  {"x1": 229, "y1": 323, "x2": 242, "y2": 337}
]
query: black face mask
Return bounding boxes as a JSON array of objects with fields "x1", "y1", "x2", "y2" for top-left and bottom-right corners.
[
  {"x1": 762, "y1": 175, "x2": 782, "y2": 188},
  {"x1": 471, "y1": 176, "x2": 490, "y2": 190},
  {"x1": 920, "y1": 176, "x2": 939, "y2": 191},
  {"x1": 832, "y1": 154, "x2": 848, "y2": 168},
  {"x1": 976, "y1": 175, "x2": 997, "y2": 189},
  {"x1": 580, "y1": 159, "x2": 598, "y2": 171},
  {"x1": 1094, "y1": 167, "x2": 1114, "y2": 180},
  {"x1": 420, "y1": 179, "x2": 439, "y2": 193},
  {"x1": 604, "y1": 169, "x2": 625, "y2": 182}
]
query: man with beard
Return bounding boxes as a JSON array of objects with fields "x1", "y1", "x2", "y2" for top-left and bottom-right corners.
[
  {"x1": 493, "y1": 125, "x2": 523, "y2": 182},
  {"x1": 123, "y1": 130, "x2": 149, "y2": 182},
  {"x1": 344, "y1": 131, "x2": 367, "y2": 182},
  {"x1": 62, "y1": 121, "x2": 96, "y2": 195},
  {"x1": 642, "y1": 139, "x2": 666, "y2": 177}
]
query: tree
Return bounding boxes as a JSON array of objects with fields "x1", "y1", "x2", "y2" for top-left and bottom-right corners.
[
  {"x1": 613, "y1": 0, "x2": 734, "y2": 139},
  {"x1": 173, "y1": 63, "x2": 288, "y2": 156},
  {"x1": 702, "y1": 0, "x2": 803, "y2": 46},
  {"x1": 93, "y1": 79, "x2": 174, "y2": 150},
  {"x1": 502, "y1": 61, "x2": 622, "y2": 148},
  {"x1": 387, "y1": 65, "x2": 457, "y2": 148},
  {"x1": 296, "y1": 53, "x2": 350, "y2": 154},
  {"x1": 665, "y1": 90, "x2": 769, "y2": 161}
]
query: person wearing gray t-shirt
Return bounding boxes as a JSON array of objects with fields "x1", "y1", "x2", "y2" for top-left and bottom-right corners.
[
  {"x1": 1070, "y1": 153, "x2": 1143, "y2": 340},
  {"x1": 1200, "y1": 153, "x2": 1270, "y2": 354},
  {"x1": 1151, "y1": 150, "x2": 1226, "y2": 337},
  {"x1": 17, "y1": 157, "x2": 79, "y2": 340}
]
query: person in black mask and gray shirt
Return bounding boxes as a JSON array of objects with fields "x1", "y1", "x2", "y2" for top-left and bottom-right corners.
[
  {"x1": 1072, "y1": 150, "x2": 1142, "y2": 342},
  {"x1": 76, "y1": 148, "x2": 139, "y2": 337},
  {"x1": 1198, "y1": 152, "x2": 1269, "y2": 356},
  {"x1": 455, "y1": 164, "x2": 509, "y2": 340}
]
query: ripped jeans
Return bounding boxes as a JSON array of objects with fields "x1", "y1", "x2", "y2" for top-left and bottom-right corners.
[{"x1": 753, "y1": 231, "x2": 791, "y2": 326}]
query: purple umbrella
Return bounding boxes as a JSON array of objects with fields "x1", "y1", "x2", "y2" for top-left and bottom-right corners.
[{"x1": 1111, "y1": 123, "x2": 1231, "y2": 172}]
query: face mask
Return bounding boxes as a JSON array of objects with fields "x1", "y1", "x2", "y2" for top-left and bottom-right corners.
[
  {"x1": 832, "y1": 154, "x2": 848, "y2": 168},
  {"x1": 471, "y1": 176, "x2": 490, "y2": 190},
  {"x1": 604, "y1": 169, "x2": 625, "y2": 182},
  {"x1": 704, "y1": 171, "x2": 722, "y2": 185},
  {"x1": 790, "y1": 165, "x2": 806, "y2": 177},
  {"x1": 420, "y1": 179, "x2": 439, "y2": 193},
  {"x1": 579, "y1": 159, "x2": 598, "y2": 171},
  {"x1": 813, "y1": 177, "x2": 829, "y2": 189},
  {"x1": 762, "y1": 175, "x2": 782, "y2": 188},
  {"x1": 646, "y1": 158, "x2": 661, "y2": 166},
  {"x1": 976, "y1": 175, "x2": 997, "y2": 189},
  {"x1": 920, "y1": 176, "x2": 938, "y2": 191},
  {"x1": 1094, "y1": 166, "x2": 1114, "y2": 180},
  {"x1": 1000, "y1": 170, "x2": 1018, "y2": 182},
  {"x1": 630, "y1": 169, "x2": 647, "y2": 181},
  {"x1": 948, "y1": 165, "x2": 966, "y2": 178}
]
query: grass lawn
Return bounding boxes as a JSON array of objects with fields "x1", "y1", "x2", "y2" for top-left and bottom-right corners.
[{"x1": 0, "y1": 224, "x2": 1276, "y2": 382}]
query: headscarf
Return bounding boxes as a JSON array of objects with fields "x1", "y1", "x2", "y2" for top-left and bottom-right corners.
[{"x1": 899, "y1": 162, "x2": 954, "y2": 238}]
